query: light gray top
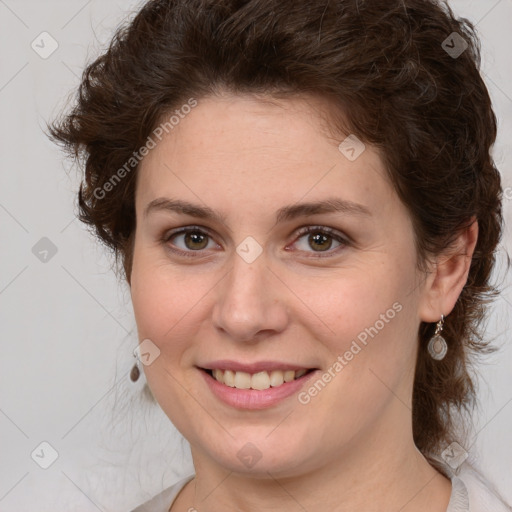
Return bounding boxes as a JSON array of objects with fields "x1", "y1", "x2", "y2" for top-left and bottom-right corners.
[{"x1": 130, "y1": 463, "x2": 511, "y2": 512}]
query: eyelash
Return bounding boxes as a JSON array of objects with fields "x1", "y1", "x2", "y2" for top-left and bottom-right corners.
[{"x1": 161, "y1": 225, "x2": 350, "y2": 259}]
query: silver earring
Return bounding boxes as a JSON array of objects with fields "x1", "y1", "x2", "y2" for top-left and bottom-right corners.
[{"x1": 427, "y1": 314, "x2": 448, "y2": 360}]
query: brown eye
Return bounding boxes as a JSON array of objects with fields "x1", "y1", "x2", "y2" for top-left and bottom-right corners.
[
  {"x1": 292, "y1": 226, "x2": 349, "y2": 257},
  {"x1": 164, "y1": 227, "x2": 217, "y2": 256},
  {"x1": 307, "y1": 232, "x2": 333, "y2": 252},
  {"x1": 182, "y1": 231, "x2": 209, "y2": 250}
]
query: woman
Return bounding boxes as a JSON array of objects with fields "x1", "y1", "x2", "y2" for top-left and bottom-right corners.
[{"x1": 49, "y1": 0, "x2": 511, "y2": 510}]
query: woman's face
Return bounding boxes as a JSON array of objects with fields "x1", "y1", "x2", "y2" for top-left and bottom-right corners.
[{"x1": 130, "y1": 92, "x2": 429, "y2": 477}]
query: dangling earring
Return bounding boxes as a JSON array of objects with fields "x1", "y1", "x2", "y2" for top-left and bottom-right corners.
[
  {"x1": 427, "y1": 314, "x2": 448, "y2": 360},
  {"x1": 130, "y1": 352, "x2": 140, "y2": 382}
]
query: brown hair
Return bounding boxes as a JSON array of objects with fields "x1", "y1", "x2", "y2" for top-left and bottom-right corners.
[{"x1": 48, "y1": 0, "x2": 506, "y2": 469}]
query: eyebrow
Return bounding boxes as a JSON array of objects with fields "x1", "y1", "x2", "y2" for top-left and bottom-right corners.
[{"x1": 143, "y1": 197, "x2": 372, "y2": 225}]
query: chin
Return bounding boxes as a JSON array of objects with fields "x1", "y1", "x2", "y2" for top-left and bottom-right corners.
[{"x1": 194, "y1": 432, "x2": 319, "y2": 478}]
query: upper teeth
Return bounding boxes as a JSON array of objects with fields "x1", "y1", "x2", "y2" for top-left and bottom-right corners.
[{"x1": 212, "y1": 369, "x2": 308, "y2": 390}]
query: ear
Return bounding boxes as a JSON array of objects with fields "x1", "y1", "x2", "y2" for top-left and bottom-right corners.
[{"x1": 418, "y1": 217, "x2": 478, "y2": 323}]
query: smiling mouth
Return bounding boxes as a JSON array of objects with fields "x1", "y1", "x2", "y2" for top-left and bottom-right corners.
[{"x1": 200, "y1": 368, "x2": 316, "y2": 390}]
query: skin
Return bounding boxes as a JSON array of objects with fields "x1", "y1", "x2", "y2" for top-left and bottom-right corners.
[{"x1": 129, "y1": 91, "x2": 478, "y2": 512}]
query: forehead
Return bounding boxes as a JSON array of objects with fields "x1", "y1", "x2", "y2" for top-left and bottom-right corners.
[{"x1": 136, "y1": 93, "x2": 395, "y2": 219}]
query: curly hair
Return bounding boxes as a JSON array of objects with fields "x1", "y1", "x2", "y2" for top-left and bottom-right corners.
[{"x1": 48, "y1": 0, "x2": 506, "y2": 471}]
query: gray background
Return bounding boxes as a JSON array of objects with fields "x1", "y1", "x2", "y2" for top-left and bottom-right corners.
[{"x1": 0, "y1": 0, "x2": 511, "y2": 510}]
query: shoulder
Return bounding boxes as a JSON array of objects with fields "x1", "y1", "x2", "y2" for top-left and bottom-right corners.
[
  {"x1": 448, "y1": 463, "x2": 511, "y2": 512},
  {"x1": 130, "y1": 474, "x2": 194, "y2": 512}
]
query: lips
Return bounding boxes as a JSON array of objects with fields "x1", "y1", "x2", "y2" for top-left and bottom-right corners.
[{"x1": 196, "y1": 360, "x2": 319, "y2": 409}]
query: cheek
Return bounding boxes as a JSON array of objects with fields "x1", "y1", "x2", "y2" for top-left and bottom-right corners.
[
  {"x1": 296, "y1": 255, "x2": 418, "y2": 390},
  {"x1": 130, "y1": 246, "x2": 195, "y2": 344},
  {"x1": 129, "y1": 256, "x2": 204, "y2": 408},
  {"x1": 295, "y1": 259, "x2": 410, "y2": 339},
  {"x1": 129, "y1": 247, "x2": 222, "y2": 376}
]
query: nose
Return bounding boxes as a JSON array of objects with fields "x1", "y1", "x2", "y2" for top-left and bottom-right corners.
[{"x1": 211, "y1": 252, "x2": 289, "y2": 343}]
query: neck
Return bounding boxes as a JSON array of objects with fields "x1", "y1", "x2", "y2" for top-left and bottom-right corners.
[{"x1": 179, "y1": 421, "x2": 452, "y2": 512}]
